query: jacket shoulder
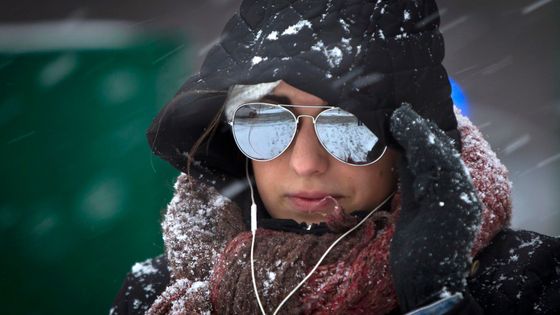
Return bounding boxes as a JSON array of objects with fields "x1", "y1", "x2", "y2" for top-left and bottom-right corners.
[
  {"x1": 109, "y1": 254, "x2": 171, "y2": 315},
  {"x1": 468, "y1": 228, "x2": 560, "y2": 314}
]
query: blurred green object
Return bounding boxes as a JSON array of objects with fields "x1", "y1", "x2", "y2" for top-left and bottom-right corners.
[{"x1": 0, "y1": 21, "x2": 186, "y2": 315}]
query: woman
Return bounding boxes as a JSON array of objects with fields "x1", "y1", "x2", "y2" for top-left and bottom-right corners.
[{"x1": 110, "y1": 0, "x2": 560, "y2": 314}]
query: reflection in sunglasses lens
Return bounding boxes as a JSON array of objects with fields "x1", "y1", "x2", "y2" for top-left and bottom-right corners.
[
  {"x1": 232, "y1": 104, "x2": 296, "y2": 160},
  {"x1": 315, "y1": 109, "x2": 380, "y2": 165}
]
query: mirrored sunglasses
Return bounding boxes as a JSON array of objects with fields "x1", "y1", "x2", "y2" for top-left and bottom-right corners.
[{"x1": 229, "y1": 102, "x2": 387, "y2": 166}]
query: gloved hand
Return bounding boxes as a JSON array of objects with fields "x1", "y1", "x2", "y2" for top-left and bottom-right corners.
[{"x1": 389, "y1": 104, "x2": 482, "y2": 312}]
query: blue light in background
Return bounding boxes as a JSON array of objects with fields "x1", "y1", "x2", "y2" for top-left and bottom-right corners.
[{"x1": 450, "y1": 78, "x2": 469, "y2": 116}]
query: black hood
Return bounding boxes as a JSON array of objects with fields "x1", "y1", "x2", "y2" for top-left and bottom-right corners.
[{"x1": 147, "y1": 0, "x2": 460, "y2": 179}]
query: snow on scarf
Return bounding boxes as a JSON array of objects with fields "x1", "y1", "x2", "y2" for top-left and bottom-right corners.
[{"x1": 146, "y1": 109, "x2": 512, "y2": 314}]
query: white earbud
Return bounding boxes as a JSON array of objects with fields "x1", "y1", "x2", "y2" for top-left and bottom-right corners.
[
  {"x1": 246, "y1": 158, "x2": 258, "y2": 234},
  {"x1": 251, "y1": 203, "x2": 257, "y2": 233}
]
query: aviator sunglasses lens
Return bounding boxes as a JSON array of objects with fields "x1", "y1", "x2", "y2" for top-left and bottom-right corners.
[
  {"x1": 232, "y1": 103, "x2": 296, "y2": 160},
  {"x1": 315, "y1": 108, "x2": 383, "y2": 165}
]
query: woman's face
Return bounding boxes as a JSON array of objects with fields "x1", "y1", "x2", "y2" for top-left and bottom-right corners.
[{"x1": 252, "y1": 81, "x2": 399, "y2": 224}]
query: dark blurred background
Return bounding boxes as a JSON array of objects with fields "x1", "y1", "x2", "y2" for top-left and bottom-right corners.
[{"x1": 0, "y1": 1, "x2": 558, "y2": 314}]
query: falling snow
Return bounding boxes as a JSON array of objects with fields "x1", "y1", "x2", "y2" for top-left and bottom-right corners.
[
  {"x1": 503, "y1": 134, "x2": 531, "y2": 155},
  {"x1": 521, "y1": 0, "x2": 553, "y2": 14}
]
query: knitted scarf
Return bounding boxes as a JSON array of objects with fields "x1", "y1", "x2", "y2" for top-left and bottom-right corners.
[{"x1": 146, "y1": 109, "x2": 512, "y2": 314}]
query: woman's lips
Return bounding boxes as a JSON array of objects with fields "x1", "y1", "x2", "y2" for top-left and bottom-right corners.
[{"x1": 286, "y1": 192, "x2": 341, "y2": 213}]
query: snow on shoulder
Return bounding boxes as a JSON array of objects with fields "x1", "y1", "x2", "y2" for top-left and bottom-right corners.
[{"x1": 131, "y1": 257, "x2": 159, "y2": 277}]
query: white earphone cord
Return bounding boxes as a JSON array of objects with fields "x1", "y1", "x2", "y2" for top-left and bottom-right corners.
[
  {"x1": 247, "y1": 158, "x2": 267, "y2": 315},
  {"x1": 246, "y1": 158, "x2": 395, "y2": 315}
]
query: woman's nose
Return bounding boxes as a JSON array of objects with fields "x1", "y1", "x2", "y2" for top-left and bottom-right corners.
[{"x1": 288, "y1": 118, "x2": 329, "y2": 176}]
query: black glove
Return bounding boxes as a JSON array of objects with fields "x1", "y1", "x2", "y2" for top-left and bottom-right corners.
[{"x1": 389, "y1": 104, "x2": 482, "y2": 312}]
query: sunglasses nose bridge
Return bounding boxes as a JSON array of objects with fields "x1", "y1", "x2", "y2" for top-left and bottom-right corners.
[
  {"x1": 292, "y1": 114, "x2": 325, "y2": 154},
  {"x1": 294, "y1": 115, "x2": 319, "y2": 139},
  {"x1": 294, "y1": 114, "x2": 317, "y2": 125}
]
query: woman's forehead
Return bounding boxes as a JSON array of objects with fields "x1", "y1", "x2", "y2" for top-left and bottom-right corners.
[{"x1": 269, "y1": 81, "x2": 327, "y2": 106}]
